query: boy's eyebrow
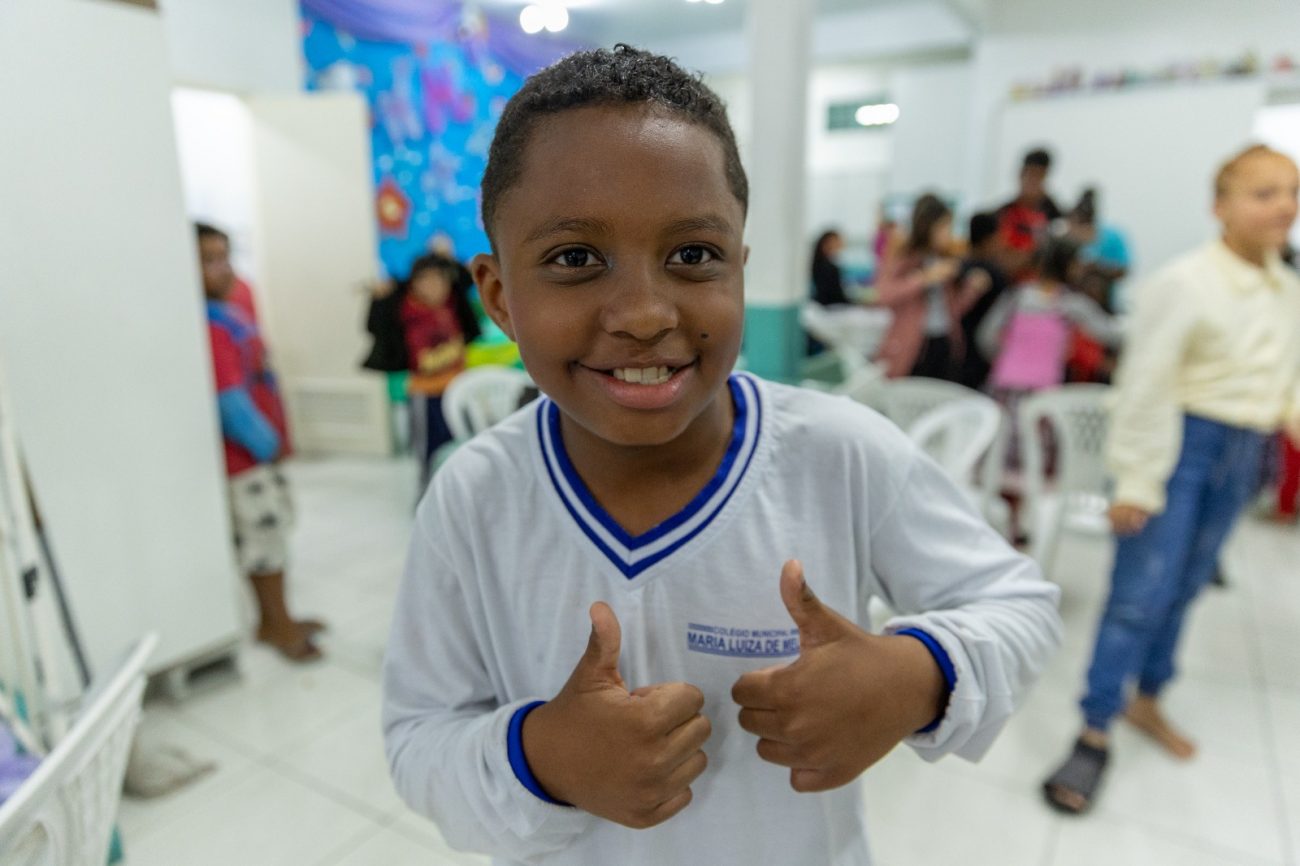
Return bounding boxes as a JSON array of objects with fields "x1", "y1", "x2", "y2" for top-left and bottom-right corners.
[
  {"x1": 523, "y1": 217, "x2": 613, "y2": 243},
  {"x1": 663, "y1": 215, "x2": 735, "y2": 235}
]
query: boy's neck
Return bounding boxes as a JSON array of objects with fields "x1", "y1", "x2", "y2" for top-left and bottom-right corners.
[
  {"x1": 1220, "y1": 233, "x2": 1272, "y2": 269},
  {"x1": 558, "y1": 391, "x2": 736, "y2": 532}
]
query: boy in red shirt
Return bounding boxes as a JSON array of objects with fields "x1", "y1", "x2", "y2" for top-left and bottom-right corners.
[{"x1": 197, "y1": 223, "x2": 323, "y2": 661}]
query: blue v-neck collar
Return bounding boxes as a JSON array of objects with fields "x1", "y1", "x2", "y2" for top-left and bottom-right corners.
[{"x1": 537, "y1": 374, "x2": 763, "y2": 579}]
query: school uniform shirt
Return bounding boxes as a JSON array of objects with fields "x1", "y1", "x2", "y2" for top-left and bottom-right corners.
[
  {"x1": 1107, "y1": 240, "x2": 1300, "y2": 514},
  {"x1": 382, "y1": 374, "x2": 1062, "y2": 866}
]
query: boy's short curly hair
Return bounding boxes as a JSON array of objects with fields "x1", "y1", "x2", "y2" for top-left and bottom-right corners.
[{"x1": 480, "y1": 44, "x2": 749, "y2": 245}]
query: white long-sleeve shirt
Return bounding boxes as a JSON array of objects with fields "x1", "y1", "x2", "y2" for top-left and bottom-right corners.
[
  {"x1": 382, "y1": 373, "x2": 1062, "y2": 866},
  {"x1": 1107, "y1": 241, "x2": 1300, "y2": 513}
]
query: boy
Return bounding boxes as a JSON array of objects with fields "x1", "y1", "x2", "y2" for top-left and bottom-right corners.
[
  {"x1": 383, "y1": 47, "x2": 1061, "y2": 865},
  {"x1": 955, "y1": 211, "x2": 1012, "y2": 390},
  {"x1": 996, "y1": 147, "x2": 1063, "y2": 256},
  {"x1": 1043, "y1": 145, "x2": 1300, "y2": 812},
  {"x1": 197, "y1": 224, "x2": 323, "y2": 662}
]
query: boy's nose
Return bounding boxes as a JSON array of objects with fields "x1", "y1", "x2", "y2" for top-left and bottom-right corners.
[{"x1": 600, "y1": 264, "x2": 679, "y2": 342}]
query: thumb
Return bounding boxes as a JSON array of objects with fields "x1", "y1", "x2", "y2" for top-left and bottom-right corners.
[
  {"x1": 576, "y1": 601, "x2": 624, "y2": 686},
  {"x1": 779, "y1": 560, "x2": 839, "y2": 649}
]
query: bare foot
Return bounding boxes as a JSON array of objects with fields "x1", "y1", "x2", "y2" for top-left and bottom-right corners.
[
  {"x1": 1124, "y1": 696, "x2": 1195, "y2": 759},
  {"x1": 256, "y1": 623, "x2": 324, "y2": 662},
  {"x1": 294, "y1": 618, "x2": 327, "y2": 637}
]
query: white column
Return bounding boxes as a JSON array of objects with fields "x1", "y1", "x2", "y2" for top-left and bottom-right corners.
[{"x1": 742, "y1": 0, "x2": 813, "y2": 380}]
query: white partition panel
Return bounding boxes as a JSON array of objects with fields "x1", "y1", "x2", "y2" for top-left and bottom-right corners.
[{"x1": 0, "y1": 0, "x2": 243, "y2": 676}]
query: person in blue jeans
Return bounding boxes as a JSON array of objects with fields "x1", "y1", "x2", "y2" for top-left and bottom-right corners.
[{"x1": 1044, "y1": 144, "x2": 1300, "y2": 813}]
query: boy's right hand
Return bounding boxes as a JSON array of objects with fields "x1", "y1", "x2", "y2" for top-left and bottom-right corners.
[
  {"x1": 521, "y1": 602, "x2": 711, "y2": 829},
  {"x1": 1109, "y1": 503, "x2": 1150, "y2": 535}
]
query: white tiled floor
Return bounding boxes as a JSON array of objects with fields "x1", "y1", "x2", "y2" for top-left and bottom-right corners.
[{"x1": 117, "y1": 456, "x2": 1300, "y2": 866}]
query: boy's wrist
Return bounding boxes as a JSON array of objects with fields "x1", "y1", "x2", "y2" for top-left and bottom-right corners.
[
  {"x1": 891, "y1": 629, "x2": 955, "y2": 733},
  {"x1": 516, "y1": 700, "x2": 574, "y2": 806}
]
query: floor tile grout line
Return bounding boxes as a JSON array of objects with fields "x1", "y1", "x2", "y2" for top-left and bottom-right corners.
[
  {"x1": 1237, "y1": 555, "x2": 1298, "y2": 866},
  {"x1": 309, "y1": 819, "x2": 390, "y2": 866}
]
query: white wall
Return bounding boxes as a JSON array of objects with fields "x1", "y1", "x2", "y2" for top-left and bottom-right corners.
[
  {"x1": 995, "y1": 80, "x2": 1266, "y2": 284},
  {"x1": 158, "y1": 0, "x2": 303, "y2": 93},
  {"x1": 967, "y1": 0, "x2": 1300, "y2": 208},
  {"x1": 1254, "y1": 102, "x2": 1300, "y2": 251},
  {"x1": 645, "y1": 0, "x2": 970, "y2": 77},
  {"x1": 171, "y1": 88, "x2": 261, "y2": 284},
  {"x1": 0, "y1": 0, "x2": 243, "y2": 676},
  {"x1": 710, "y1": 56, "x2": 976, "y2": 248}
]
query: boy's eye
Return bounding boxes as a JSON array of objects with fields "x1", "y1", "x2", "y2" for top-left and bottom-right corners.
[
  {"x1": 549, "y1": 248, "x2": 601, "y2": 268},
  {"x1": 670, "y1": 245, "x2": 715, "y2": 266}
]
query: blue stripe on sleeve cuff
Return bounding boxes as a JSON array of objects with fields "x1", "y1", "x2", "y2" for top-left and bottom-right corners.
[
  {"x1": 506, "y1": 701, "x2": 571, "y2": 807},
  {"x1": 895, "y1": 628, "x2": 957, "y2": 734}
]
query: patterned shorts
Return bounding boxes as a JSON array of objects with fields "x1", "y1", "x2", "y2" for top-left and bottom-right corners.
[{"x1": 229, "y1": 465, "x2": 295, "y2": 576}]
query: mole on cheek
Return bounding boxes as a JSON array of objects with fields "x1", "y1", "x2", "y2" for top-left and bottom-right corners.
[{"x1": 701, "y1": 333, "x2": 710, "y2": 339}]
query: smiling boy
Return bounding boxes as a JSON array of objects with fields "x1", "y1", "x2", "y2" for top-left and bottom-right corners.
[{"x1": 383, "y1": 46, "x2": 1061, "y2": 865}]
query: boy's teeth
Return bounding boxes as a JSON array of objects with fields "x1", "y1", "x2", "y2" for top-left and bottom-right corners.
[{"x1": 612, "y1": 366, "x2": 672, "y2": 385}]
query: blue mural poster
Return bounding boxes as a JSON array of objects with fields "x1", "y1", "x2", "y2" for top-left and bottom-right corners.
[{"x1": 300, "y1": 2, "x2": 576, "y2": 280}]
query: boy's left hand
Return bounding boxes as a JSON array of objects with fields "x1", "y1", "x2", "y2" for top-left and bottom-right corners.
[{"x1": 730, "y1": 561, "x2": 948, "y2": 793}]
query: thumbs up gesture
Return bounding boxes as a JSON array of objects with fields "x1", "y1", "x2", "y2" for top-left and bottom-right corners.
[
  {"x1": 521, "y1": 602, "x2": 712, "y2": 828},
  {"x1": 730, "y1": 561, "x2": 949, "y2": 793}
]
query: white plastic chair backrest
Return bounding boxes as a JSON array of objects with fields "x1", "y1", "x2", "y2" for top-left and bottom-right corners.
[
  {"x1": 906, "y1": 396, "x2": 1003, "y2": 486},
  {"x1": 879, "y1": 377, "x2": 983, "y2": 432},
  {"x1": 0, "y1": 634, "x2": 156, "y2": 866},
  {"x1": 1019, "y1": 384, "x2": 1112, "y2": 518},
  {"x1": 440, "y1": 366, "x2": 534, "y2": 440},
  {"x1": 799, "y1": 302, "x2": 841, "y2": 348},
  {"x1": 837, "y1": 363, "x2": 887, "y2": 410}
]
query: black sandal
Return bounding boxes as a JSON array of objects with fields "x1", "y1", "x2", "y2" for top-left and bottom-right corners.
[{"x1": 1042, "y1": 738, "x2": 1109, "y2": 814}]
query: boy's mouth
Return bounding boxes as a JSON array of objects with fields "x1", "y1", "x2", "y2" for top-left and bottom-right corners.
[{"x1": 609, "y1": 365, "x2": 677, "y2": 386}]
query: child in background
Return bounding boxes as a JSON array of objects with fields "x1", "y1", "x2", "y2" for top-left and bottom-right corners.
[
  {"x1": 874, "y1": 194, "x2": 966, "y2": 379},
  {"x1": 955, "y1": 211, "x2": 1012, "y2": 390},
  {"x1": 978, "y1": 235, "x2": 1123, "y2": 396},
  {"x1": 382, "y1": 45, "x2": 1061, "y2": 866},
  {"x1": 1043, "y1": 144, "x2": 1300, "y2": 813},
  {"x1": 197, "y1": 223, "x2": 323, "y2": 662},
  {"x1": 399, "y1": 252, "x2": 481, "y2": 487}
]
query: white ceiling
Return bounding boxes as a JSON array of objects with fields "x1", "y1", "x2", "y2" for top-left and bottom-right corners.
[{"x1": 473, "y1": 0, "x2": 975, "y2": 51}]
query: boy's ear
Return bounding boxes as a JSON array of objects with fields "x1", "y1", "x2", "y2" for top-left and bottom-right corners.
[
  {"x1": 471, "y1": 253, "x2": 516, "y2": 340},
  {"x1": 742, "y1": 244, "x2": 751, "y2": 266}
]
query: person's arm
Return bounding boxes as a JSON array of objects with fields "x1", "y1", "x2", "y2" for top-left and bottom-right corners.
[
  {"x1": 1104, "y1": 270, "x2": 1195, "y2": 515},
  {"x1": 869, "y1": 442, "x2": 1063, "y2": 762},
  {"x1": 216, "y1": 388, "x2": 280, "y2": 463},
  {"x1": 1063, "y1": 293, "x2": 1124, "y2": 348},
  {"x1": 975, "y1": 290, "x2": 1015, "y2": 361},
  {"x1": 952, "y1": 265, "x2": 994, "y2": 319},
  {"x1": 874, "y1": 255, "x2": 929, "y2": 308},
  {"x1": 383, "y1": 519, "x2": 594, "y2": 860},
  {"x1": 209, "y1": 323, "x2": 280, "y2": 462}
]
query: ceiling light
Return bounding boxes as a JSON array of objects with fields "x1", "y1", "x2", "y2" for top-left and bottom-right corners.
[
  {"x1": 855, "y1": 103, "x2": 900, "y2": 126},
  {"x1": 520, "y1": 4, "x2": 545, "y2": 33},
  {"x1": 543, "y1": 3, "x2": 569, "y2": 32},
  {"x1": 704, "y1": 0, "x2": 725, "y2": 4}
]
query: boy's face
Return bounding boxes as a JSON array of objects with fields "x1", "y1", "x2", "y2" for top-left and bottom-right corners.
[
  {"x1": 474, "y1": 104, "x2": 746, "y2": 449},
  {"x1": 1019, "y1": 165, "x2": 1047, "y2": 201},
  {"x1": 199, "y1": 235, "x2": 235, "y2": 300},
  {"x1": 1215, "y1": 154, "x2": 1299, "y2": 256}
]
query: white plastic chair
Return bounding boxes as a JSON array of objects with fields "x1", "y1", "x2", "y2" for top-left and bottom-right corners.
[
  {"x1": 0, "y1": 633, "x2": 156, "y2": 866},
  {"x1": 1019, "y1": 385, "x2": 1113, "y2": 574},
  {"x1": 905, "y1": 395, "x2": 1011, "y2": 536},
  {"x1": 799, "y1": 303, "x2": 892, "y2": 370},
  {"x1": 881, "y1": 377, "x2": 1012, "y2": 535},
  {"x1": 440, "y1": 366, "x2": 534, "y2": 441},
  {"x1": 907, "y1": 397, "x2": 1002, "y2": 489},
  {"x1": 878, "y1": 376, "x2": 982, "y2": 432}
]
